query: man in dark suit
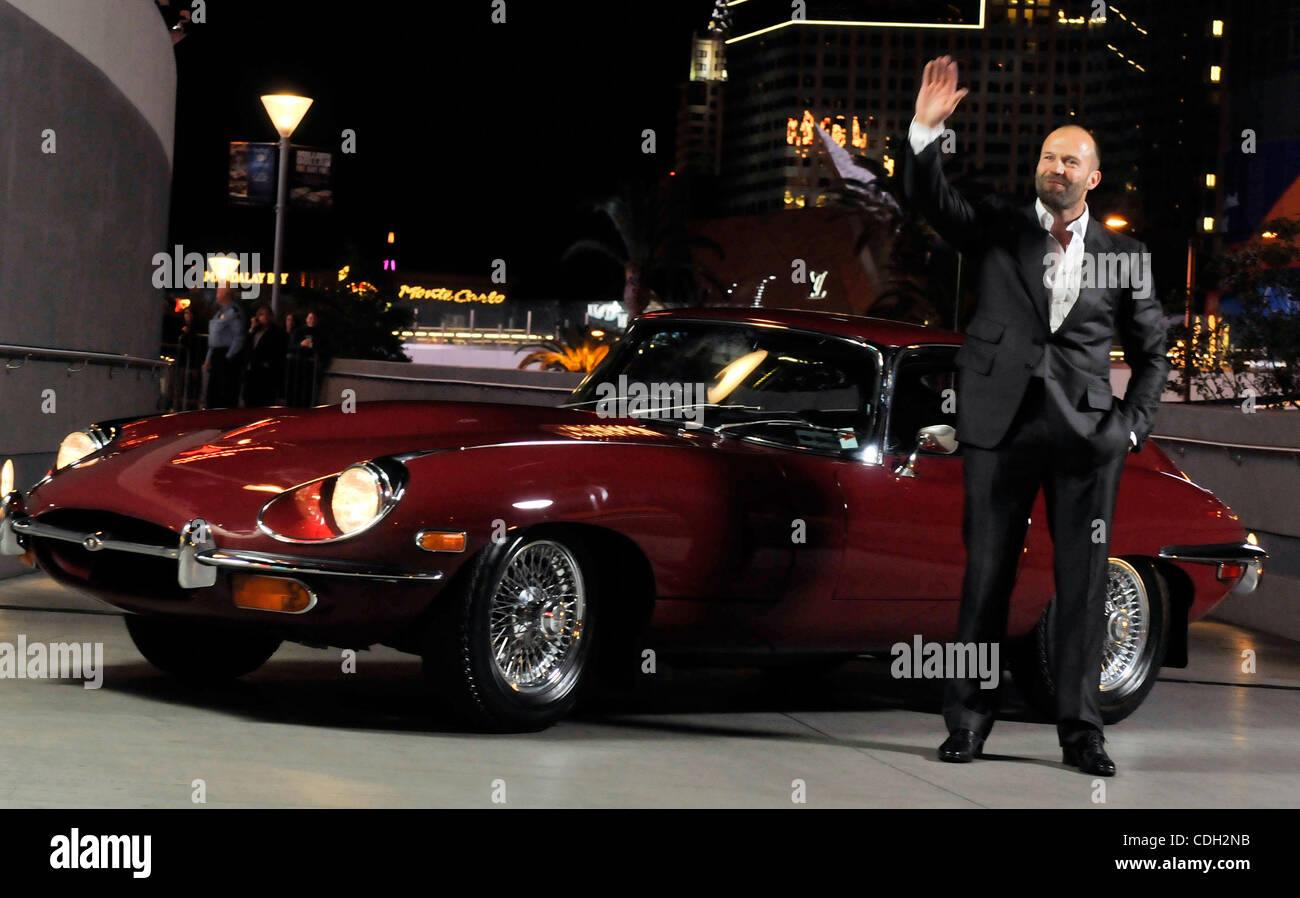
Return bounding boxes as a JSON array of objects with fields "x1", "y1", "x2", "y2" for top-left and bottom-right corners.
[{"x1": 900, "y1": 57, "x2": 1169, "y2": 775}]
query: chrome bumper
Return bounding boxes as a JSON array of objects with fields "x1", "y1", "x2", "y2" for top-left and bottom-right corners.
[
  {"x1": 1158, "y1": 540, "x2": 1268, "y2": 596},
  {"x1": 0, "y1": 491, "x2": 443, "y2": 587}
]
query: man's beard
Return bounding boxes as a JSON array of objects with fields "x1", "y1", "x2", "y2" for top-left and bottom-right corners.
[{"x1": 1036, "y1": 174, "x2": 1084, "y2": 211}]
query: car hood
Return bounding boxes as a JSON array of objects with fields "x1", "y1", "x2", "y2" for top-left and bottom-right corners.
[{"x1": 25, "y1": 400, "x2": 690, "y2": 534}]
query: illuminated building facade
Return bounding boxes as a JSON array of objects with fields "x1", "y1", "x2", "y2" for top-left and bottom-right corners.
[{"x1": 674, "y1": 0, "x2": 731, "y2": 177}]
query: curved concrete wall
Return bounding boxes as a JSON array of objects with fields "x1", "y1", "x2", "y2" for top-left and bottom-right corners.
[{"x1": 0, "y1": 0, "x2": 175, "y2": 578}]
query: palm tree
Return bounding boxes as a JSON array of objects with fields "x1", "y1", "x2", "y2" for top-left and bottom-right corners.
[
  {"x1": 564, "y1": 178, "x2": 725, "y2": 321},
  {"x1": 517, "y1": 328, "x2": 610, "y2": 374}
]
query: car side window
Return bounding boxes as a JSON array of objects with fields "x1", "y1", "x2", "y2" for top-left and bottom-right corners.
[
  {"x1": 886, "y1": 349, "x2": 960, "y2": 454},
  {"x1": 565, "y1": 321, "x2": 878, "y2": 457}
]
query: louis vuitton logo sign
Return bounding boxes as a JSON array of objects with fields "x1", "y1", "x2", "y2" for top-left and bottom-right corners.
[{"x1": 1041, "y1": 250, "x2": 1153, "y2": 299}]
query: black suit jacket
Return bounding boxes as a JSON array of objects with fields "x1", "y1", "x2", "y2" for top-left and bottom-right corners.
[{"x1": 900, "y1": 136, "x2": 1169, "y2": 454}]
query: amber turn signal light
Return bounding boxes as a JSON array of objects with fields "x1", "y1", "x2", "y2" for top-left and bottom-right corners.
[
  {"x1": 1216, "y1": 562, "x2": 1246, "y2": 582},
  {"x1": 232, "y1": 574, "x2": 314, "y2": 613},
  {"x1": 416, "y1": 530, "x2": 466, "y2": 553}
]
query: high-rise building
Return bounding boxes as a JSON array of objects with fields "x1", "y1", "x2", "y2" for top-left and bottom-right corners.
[{"x1": 675, "y1": 1, "x2": 731, "y2": 178}]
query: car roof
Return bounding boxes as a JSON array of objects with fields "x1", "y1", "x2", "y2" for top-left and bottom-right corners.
[{"x1": 638, "y1": 307, "x2": 963, "y2": 347}]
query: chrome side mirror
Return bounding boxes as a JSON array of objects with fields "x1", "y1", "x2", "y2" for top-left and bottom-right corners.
[{"x1": 893, "y1": 424, "x2": 958, "y2": 478}]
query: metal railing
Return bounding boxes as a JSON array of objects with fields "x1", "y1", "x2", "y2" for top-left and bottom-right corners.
[
  {"x1": 0, "y1": 343, "x2": 170, "y2": 372},
  {"x1": 399, "y1": 325, "x2": 558, "y2": 344},
  {"x1": 1151, "y1": 433, "x2": 1300, "y2": 455}
]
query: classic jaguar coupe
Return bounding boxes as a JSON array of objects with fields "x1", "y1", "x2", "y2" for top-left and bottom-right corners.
[{"x1": 0, "y1": 308, "x2": 1265, "y2": 730}]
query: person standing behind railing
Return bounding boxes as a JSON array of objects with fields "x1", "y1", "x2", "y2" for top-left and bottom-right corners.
[
  {"x1": 203, "y1": 287, "x2": 246, "y2": 409},
  {"x1": 287, "y1": 309, "x2": 327, "y2": 406},
  {"x1": 243, "y1": 303, "x2": 287, "y2": 406},
  {"x1": 175, "y1": 307, "x2": 205, "y2": 410}
]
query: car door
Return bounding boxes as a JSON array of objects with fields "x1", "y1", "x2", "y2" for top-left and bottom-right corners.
[{"x1": 831, "y1": 344, "x2": 1057, "y2": 644}]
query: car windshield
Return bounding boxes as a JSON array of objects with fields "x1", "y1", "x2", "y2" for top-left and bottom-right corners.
[{"x1": 563, "y1": 319, "x2": 879, "y2": 454}]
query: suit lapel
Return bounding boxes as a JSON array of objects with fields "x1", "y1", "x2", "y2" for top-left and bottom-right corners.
[
  {"x1": 1055, "y1": 215, "x2": 1112, "y2": 334},
  {"x1": 1014, "y1": 205, "x2": 1051, "y2": 329}
]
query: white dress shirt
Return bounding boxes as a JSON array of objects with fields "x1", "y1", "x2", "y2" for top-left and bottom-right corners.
[{"x1": 1035, "y1": 197, "x2": 1089, "y2": 333}]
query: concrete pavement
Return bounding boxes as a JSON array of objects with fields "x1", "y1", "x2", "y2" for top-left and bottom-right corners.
[{"x1": 0, "y1": 572, "x2": 1295, "y2": 808}]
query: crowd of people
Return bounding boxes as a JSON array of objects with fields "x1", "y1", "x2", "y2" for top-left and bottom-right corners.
[{"x1": 171, "y1": 287, "x2": 329, "y2": 410}]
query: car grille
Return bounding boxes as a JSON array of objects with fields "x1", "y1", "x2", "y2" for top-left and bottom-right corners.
[{"x1": 32, "y1": 509, "x2": 191, "y2": 600}]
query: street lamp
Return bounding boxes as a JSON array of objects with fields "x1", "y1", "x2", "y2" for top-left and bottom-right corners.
[
  {"x1": 207, "y1": 253, "x2": 241, "y2": 287},
  {"x1": 260, "y1": 93, "x2": 313, "y2": 316}
]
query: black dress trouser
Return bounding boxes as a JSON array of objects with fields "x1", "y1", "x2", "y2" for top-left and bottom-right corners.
[
  {"x1": 943, "y1": 375, "x2": 1128, "y2": 747},
  {"x1": 205, "y1": 350, "x2": 243, "y2": 409}
]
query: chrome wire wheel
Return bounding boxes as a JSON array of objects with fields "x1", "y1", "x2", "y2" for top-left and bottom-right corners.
[
  {"x1": 1100, "y1": 557, "x2": 1150, "y2": 695},
  {"x1": 488, "y1": 539, "x2": 587, "y2": 696}
]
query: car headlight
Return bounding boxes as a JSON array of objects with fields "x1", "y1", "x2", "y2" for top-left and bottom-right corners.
[
  {"x1": 55, "y1": 427, "x2": 112, "y2": 470},
  {"x1": 259, "y1": 459, "x2": 405, "y2": 543},
  {"x1": 332, "y1": 465, "x2": 383, "y2": 534}
]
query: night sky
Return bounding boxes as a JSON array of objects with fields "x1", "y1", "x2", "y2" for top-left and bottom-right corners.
[{"x1": 168, "y1": 1, "x2": 707, "y2": 299}]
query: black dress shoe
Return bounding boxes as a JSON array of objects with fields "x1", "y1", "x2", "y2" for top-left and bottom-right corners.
[
  {"x1": 938, "y1": 729, "x2": 985, "y2": 763},
  {"x1": 1062, "y1": 731, "x2": 1116, "y2": 776}
]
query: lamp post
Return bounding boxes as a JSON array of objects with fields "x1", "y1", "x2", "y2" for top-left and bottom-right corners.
[{"x1": 259, "y1": 94, "x2": 313, "y2": 317}]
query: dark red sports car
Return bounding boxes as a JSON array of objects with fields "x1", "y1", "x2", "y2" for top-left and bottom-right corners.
[{"x1": 0, "y1": 308, "x2": 1265, "y2": 730}]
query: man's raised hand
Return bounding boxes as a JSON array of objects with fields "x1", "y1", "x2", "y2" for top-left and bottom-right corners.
[{"x1": 915, "y1": 55, "x2": 969, "y2": 129}]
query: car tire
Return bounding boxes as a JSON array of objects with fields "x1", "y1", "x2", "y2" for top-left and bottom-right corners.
[
  {"x1": 124, "y1": 615, "x2": 282, "y2": 681},
  {"x1": 423, "y1": 533, "x2": 597, "y2": 732},
  {"x1": 1009, "y1": 557, "x2": 1169, "y2": 725}
]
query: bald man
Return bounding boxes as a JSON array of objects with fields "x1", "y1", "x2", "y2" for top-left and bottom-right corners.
[{"x1": 901, "y1": 57, "x2": 1169, "y2": 775}]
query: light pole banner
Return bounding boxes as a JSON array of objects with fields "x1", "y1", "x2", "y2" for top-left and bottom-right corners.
[
  {"x1": 227, "y1": 141, "x2": 277, "y2": 206},
  {"x1": 290, "y1": 147, "x2": 333, "y2": 209}
]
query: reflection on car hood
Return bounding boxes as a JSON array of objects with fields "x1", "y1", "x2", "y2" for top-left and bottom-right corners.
[{"x1": 25, "y1": 401, "x2": 688, "y2": 533}]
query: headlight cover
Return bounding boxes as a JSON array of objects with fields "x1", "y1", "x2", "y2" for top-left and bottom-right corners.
[
  {"x1": 55, "y1": 426, "x2": 114, "y2": 470},
  {"x1": 258, "y1": 459, "x2": 406, "y2": 543},
  {"x1": 332, "y1": 465, "x2": 383, "y2": 534}
]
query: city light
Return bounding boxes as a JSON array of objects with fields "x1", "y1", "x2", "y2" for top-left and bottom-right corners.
[
  {"x1": 725, "y1": 1, "x2": 988, "y2": 43},
  {"x1": 259, "y1": 94, "x2": 313, "y2": 138},
  {"x1": 1205, "y1": 173, "x2": 1216, "y2": 187},
  {"x1": 1203, "y1": 217, "x2": 1215, "y2": 231},
  {"x1": 397, "y1": 285, "x2": 507, "y2": 303},
  {"x1": 1210, "y1": 65, "x2": 1222, "y2": 82},
  {"x1": 787, "y1": 110, "x2": 869, "y2": 150},
  {"x1": 207, "y1": 254, "x2": 241, "y2": 284},
  {"x1": 1212, "y1": 19, "x2": 1224, "y2": 36}
]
